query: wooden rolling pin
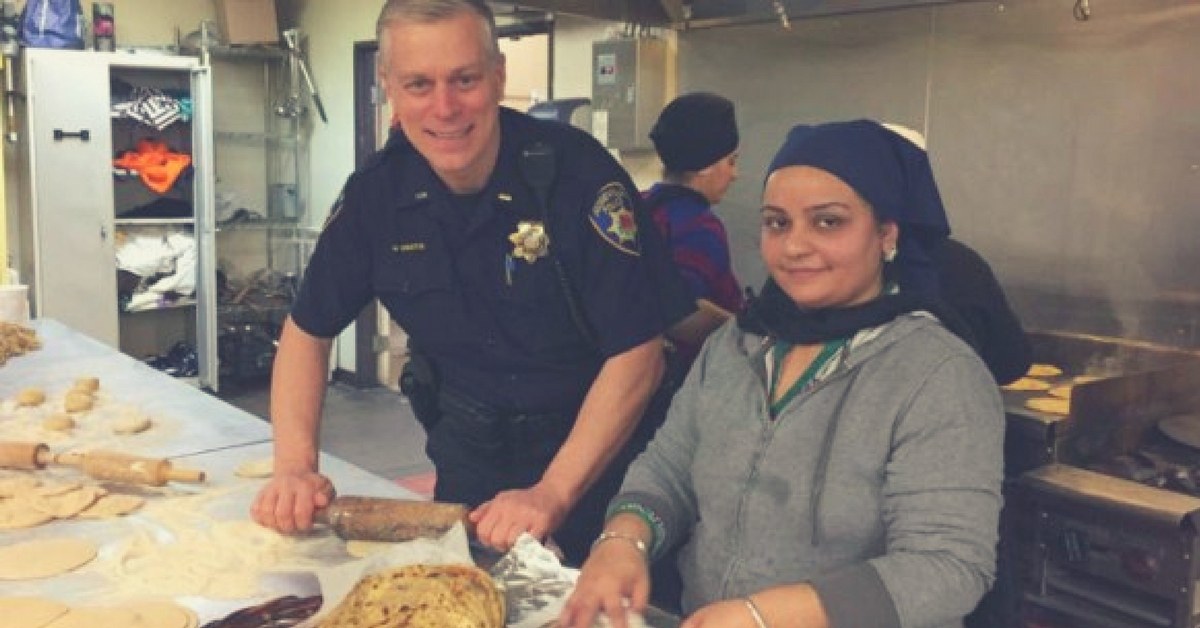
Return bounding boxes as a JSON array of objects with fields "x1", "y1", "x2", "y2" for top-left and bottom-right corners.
[
  {"x1": 55, "y1": 451, "x2": 206, "y2": 486},
  {"x1": 0, "y1": 441, "x2": 56, "y2": 470},
  {"x1": 315, "y1": 495, "x2": 472, "y2": 542}
]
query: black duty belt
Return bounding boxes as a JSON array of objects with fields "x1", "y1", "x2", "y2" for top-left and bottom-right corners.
[{"x1": 438, "y1": 386, "x2": 574, "y2": 441}]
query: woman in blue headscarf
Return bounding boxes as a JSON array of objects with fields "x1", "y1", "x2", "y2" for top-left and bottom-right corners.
[{"x1": 561, "y1": 120, "x2": 1003, "y2": 628}]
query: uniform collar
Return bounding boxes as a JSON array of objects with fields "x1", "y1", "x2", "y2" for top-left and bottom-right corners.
[
  {"x1": 378, "y1": 128, "x2": 437, "y2": 212},
  {"x1": 381, "y1": 114, "x2": 539, "y2": 232}
]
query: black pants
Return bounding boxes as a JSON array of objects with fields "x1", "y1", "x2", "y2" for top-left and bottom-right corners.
[{"x1": 424, "y1": 388, "x2": 653, "y2": 566}]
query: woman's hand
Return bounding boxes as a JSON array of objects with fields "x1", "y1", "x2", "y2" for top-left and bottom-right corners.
[
  {"x1": 558, "y1": 537, "x2": 651, "y2": 628},
  {"x1": 680, "y1": 599, "x2": 760, "y2": 628}
]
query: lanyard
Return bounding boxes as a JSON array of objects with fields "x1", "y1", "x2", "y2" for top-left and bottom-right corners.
[{"x1": 769, "y1": 339, "x2": 845, "y2": 417}]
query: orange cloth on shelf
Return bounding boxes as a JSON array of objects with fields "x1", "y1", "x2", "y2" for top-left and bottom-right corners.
[{"x1": 113, "y1": 139, "x2": 192, "y2": 194}]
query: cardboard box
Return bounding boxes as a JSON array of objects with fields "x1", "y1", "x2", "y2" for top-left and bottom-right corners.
[{"x1": 215, "y1": 0, "x2": 279, "y2": 45}]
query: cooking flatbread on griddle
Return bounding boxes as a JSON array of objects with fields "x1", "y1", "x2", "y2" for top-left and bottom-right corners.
[
  {"x1": 1048, "y1": 384, "x2": 1072, "y2": 399},
  {"x1": 1003, "y1": 377, "x2": 1052, "y2": 392},
  {"x1": 1026, "y1": 396, "x2": 1070, "y2": 416},
  {"x1": 319, "y1": 563, "x2": 504, "y2": 628},
  {"x1": 1026, "y1": 363, "x2": 1063, "y2": 378}
]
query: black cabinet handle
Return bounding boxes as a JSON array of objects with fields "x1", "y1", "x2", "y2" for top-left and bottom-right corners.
[{"x1": 53, "y1": 129, "x2": 90, "y2": 142}]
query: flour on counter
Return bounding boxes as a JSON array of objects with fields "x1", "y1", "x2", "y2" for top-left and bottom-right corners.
[{"x1": 99, "y1": 488, "x2": 321, "y2": 599}]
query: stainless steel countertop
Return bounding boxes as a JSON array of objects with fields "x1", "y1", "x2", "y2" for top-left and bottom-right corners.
[
  {"x1": 2, "y1": 319, "x2": 271, "y2": 459},
  {"x1": 0, "y1": 320, "x2": 682, "y2": 628},
  {"x1": 0, "y1": 320, "x2": 421, "y2": 624}
]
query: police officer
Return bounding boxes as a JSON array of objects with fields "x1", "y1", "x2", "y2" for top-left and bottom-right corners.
[{"x1": 250, "y1": 0, "x2": 692, "y2": 565}]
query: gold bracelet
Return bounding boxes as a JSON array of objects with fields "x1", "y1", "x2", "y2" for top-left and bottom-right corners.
[
  {"x1": 591, "y1": 530, "x2": 649, "y2": 560},
  {"x1": 744, "y1": 595, "x2": 770, "y2": 628}
]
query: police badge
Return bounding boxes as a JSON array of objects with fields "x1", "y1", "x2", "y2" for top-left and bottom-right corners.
[{"x1": 508, "y1": 221, "x2": 550, "y2": 263}]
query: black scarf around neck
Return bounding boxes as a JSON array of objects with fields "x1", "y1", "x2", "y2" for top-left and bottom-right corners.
[{"x1": 737, "y1": 278, "x2": 976, "y2": 348}]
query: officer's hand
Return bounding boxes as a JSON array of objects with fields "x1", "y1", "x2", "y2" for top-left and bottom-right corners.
[
  {"x1": 251, "y1": 468, "x2": 334, "y2": 534},
  {"x1": 469, "y1": 484, "x2": 569, "y2": 552},
  {"x1": 558, "y1": 535, "x2": 650, "y2": 628}
]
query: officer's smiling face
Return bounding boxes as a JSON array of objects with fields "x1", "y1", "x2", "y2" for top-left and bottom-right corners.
[{"x1": 379, "y1": 10, "x2": 506, "y2": 194}]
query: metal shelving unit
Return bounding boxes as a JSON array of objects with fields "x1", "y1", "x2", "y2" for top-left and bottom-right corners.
[{"x1": 202, "y1": 33, "x2": 313, "y2": 383}]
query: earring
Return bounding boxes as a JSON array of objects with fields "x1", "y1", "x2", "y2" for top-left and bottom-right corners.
[{"x1": 884, "y1": 247, "x2": 898, "y2": 263}]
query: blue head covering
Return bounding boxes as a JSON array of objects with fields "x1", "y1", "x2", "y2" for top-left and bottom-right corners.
[{"x1": 766, "y1": 119, "x2": 950, "y2": 297}]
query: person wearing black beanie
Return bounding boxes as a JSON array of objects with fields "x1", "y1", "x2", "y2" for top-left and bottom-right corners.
[
  {"x1": 643, "y1": 92, "x2": 745, "y2": 377},
  {"x1": 650, "y1": 92, "x2": 740, "y2": 175},
  {"x1": 636, "y1": 91, "x2": 745, "y2": 613}
]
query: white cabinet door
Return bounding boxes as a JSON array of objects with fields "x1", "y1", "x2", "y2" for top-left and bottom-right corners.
[
  {"x1": 24, "y1": 49, "x2": 118, "y2": 346},
  {"x1": 188, "y1": 63, "x2": 218, "y2": 390}
]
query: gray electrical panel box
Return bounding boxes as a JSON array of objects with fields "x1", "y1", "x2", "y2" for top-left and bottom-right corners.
[{"x1": 591, "y1": 38, "x2": 668, "y2": 151}]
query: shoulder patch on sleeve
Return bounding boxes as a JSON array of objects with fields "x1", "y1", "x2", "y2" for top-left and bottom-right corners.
[{"x1": 589, "y1": 182, "x2": 640, "y2": 256}]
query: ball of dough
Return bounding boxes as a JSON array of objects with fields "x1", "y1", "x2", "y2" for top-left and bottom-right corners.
[
  {"x1": 15, "y1": 388, "x2": 45, "y2": 407},
  {"x1": 43, "y1": 413, "x2": 76, "y2": 431},
  {"x1": 233, "y1": 457, "x2": 274, "y2": 479},
  {"x1": 112, "y1": 413, "x2": 152, "y2": 435},
  {"x1": 72, "y1": 376, "x2": 100, "y2": 392},
  {"x1": 64, "y1": 390, "x2": 94, "y2": 413}
]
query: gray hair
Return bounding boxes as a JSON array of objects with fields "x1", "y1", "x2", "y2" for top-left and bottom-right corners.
[
  {"x1": 662, "y1": 168, "x2": 696, "y2": 185},
  {"x1": 376, "y1": 0, "x2": 500, "y2": 63}
]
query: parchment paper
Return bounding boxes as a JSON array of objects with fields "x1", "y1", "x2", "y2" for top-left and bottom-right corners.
[{"x1": 295, "y1": 526, "x2": 650, "y2": 628}]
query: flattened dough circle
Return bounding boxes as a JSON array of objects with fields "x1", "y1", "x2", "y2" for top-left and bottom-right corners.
[
  {"x1": 0, "y1": 498, "x2": 55, "y2": 529},
  {"x1": 124, "y1": 600, "x2": 195, "y2": 628},
  {"x1": 77, "y1": 493, "x2": 145, "y2": 519},
  {"x1": 0, "y1": 597, "x2": 70, "y2": 628},
  {"x1": 0, "y1": 538, "x2": 98, "y2": 579}
]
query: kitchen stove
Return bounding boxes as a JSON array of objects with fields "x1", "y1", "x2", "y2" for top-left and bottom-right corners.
[
  {"x1": 1013, "y1": 463, "x2": 1200, "y2": 628},
  {"x1": 1091, "y1": 426, "x2": 1200, "y2": 497},
  {"x1": 1005, "y1": 334, "x2": 1200, "y2": 628}
]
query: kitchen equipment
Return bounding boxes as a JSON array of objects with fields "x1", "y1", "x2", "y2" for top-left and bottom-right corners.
[
  {"x1": 57, "y1": 450, "x2": 206, "y2": 486},
  {"x1": 0, "y1": 440, "x2": 55, "y2": 469},
  {"x1": 0, "y1": 441, "x2": 206, "y2": 486},
  {"x1": 1157, "y1": 414, "x2": 1200, "y2": 451},
  {"x1": 1002, "y1": 332, "x2": 1200, "y2": 628},
  {"x1": 314, "y1": 495, "x2": 471, "y2": 542},
  {"x1": 0, "y1": 283, "x2": 29, "y2": 323},
  {"x1": 279, "y1": 28, "x2": 326, "y2": 124}
]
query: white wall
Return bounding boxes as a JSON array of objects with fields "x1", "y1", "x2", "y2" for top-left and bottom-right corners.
[
  {"x1": 288, "y1": 1, "x2": 375, "y2": 372},
  {"x1": 96, "y1": 0, "x2": 216, "y2": 48}
]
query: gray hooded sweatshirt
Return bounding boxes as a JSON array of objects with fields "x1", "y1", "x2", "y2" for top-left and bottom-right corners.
[{"x1": 618, "y1": 313, "x2": 1004, "y2": 628}]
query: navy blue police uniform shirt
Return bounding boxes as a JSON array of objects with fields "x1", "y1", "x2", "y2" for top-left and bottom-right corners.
[{"x1": 292, "y1": 107, "x2": 691, "y2": 413}]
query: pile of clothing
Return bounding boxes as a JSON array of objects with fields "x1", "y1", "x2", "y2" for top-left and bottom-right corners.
[
  {"x1": 111, "y1": 85, "x2": 192, "y2": 131},
  {"x1": 115, "y1": 230, "x2": 197, "y2": 312},
  {"x1": 113, "y1": 139, "x2": 192, "y2": 195}
]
